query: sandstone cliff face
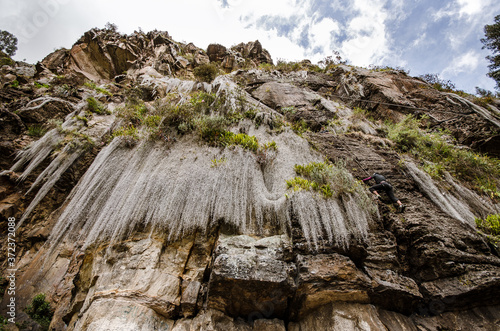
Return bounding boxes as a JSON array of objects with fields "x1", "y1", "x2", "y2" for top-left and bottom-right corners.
[{"x1": 1, "y1": 29, "x2": 500, "y2": 331}]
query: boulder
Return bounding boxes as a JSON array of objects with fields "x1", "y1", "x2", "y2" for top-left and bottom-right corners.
[
  {"x1": 290, "y1": 253, "x2": 372, "y2": 320},
  {"x1": 207, "y1": 235, "x2": 296, "y2": 319},
  {"x1": 207, "y1": 43, "x2": 227, "y2": 62},
  {"x1": 231, "y1": 40, "x2": 273, "y2": 65}
]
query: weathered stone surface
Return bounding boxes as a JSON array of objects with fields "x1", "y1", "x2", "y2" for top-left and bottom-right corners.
[
  {"x1": 207, "y1": 43, "x2": 227, "y2": 62},
  {"x1": 291, "y1": 253, "x2": 372, "y2": 319},
  {"x1": 231, "y1": 40, "x2": 273, "y2": 65},
  {"x1": 73, "y1": 299, "x2": 174, "y2": 331},
  {"x1": 172, "y1": 309, "x2": 251, "y2": 331},
  {"x1": 289, "y1": 303, "x2": 395, "y2": 331},
  {"x1": 253, "y1": 318, "x2": 286, "y2": 331},
  {"x1": 289, "y1": 302, "x2": 500, "y2": 331},
  {"x1": 250, "y1": 81, "x2": 337, "y2": 131},
  {"x1": 411, "y1": 305, "x2": 500, "y2": 331},
  {"x1": 366, "y1": 267, "x2": 422, "y2": 314},
  {"x1": 208, "y1": 235, "x2": 296, "y2": 319},
  {"x1": 419, "y1": 267, "x2": 500, "y2": 311},
  {"x1": 181, "y1": 280, "x2": 201, "y2": 318}
]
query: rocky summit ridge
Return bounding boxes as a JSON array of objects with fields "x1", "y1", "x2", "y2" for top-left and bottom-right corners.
[{"x1": 0, "y1": 27, "x2": 500, "y2": 330}]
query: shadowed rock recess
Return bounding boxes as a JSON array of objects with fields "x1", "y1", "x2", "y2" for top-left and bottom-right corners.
[{"x1": 1, "y1": 28, "x2": 500, "y2": 330}]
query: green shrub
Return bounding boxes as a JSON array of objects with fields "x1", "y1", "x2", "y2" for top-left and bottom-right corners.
[
  {"x1": 196, "y1": 116, "x2": 229, "y2": 144},
  {"x1": 352, "y1": 107, "x2": 368, "y2": 120},
  {"x1": 75, "y1": 115, "x2": 89, "y2": 125},
  {"x1": 87, "y1": 97, "x2": 108, "y2": 115},
  {"x1": 112, "y1": 125, "x2": 139, "y2": 147},
  {"x1": 113, "y1": 125, "x2": 138, "y2": 139},
  {"x1": 262, "y1": 141, "x2": 277, "y2": 151},
  {"x1": 244, "y1": 109, "x2": 257, "y2": 120},
  {"x1": 116, "y1": 102, "x2": 148, "y2": 126},
  {"x1": 34, "y1": 82, "x2": 50, "y2": 89},
  {"x1": 369, "y1": 65, "x2": 409, "y2": 74},
  {"x1": 25, "y1": 293, "x2": 53, "y2": 330},
  {"x1": 275, "y1": 59, "x2": 303, "y2": 73},
  {"x1": 476, "y1": 214, "x2": 500, "y2": 236},
  {"x1": 144, "y1": 115, "x2": 162, "y2": 128},
  {"x1": 84, "y1": 81, "x2": 113, "y2": 96},
  {"x1": 193, "y1": 63, "x2": 219, "y2": 82},
  {"x1": 27, "y1": 124, "x2": 47, "y2": 137},
  {"x1": 0, "y1": 54, "x2": 13, "y2": 66},
  {"x1": 291, "y1": 119, "x2": 309, "y2": 136},
  {"x1": 219, "y1": 132, "x2": 259, "y2": 152},
  {"x1": 10, "y1": 80, "x2": 19, "y2": 88},
  {"x1": 287, "y1": 160, "x2": 370, "y2": 201},
  {"x1": 287, "y1": 177, "x2": 313, "y2": 191},
  {"x1": 258, "y1": 62, "x2": 274, "y2": 71},
  {"x1": 476, "y1": 214, "x2": 500, "y2": 248},
  {"x1": 473, "y1": 95, "x2": 495, "y2": 108}
]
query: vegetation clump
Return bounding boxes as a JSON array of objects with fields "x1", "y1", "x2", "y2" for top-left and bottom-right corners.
[
  {"x1": 34, "y1": 82, "x2": 50, "y2": 89},
  {"x1": 110, "y1": 90, "x2": 278, "y2": 155},
  {"x1": 219, "y1": 132, "x2": 259, "y2": 151},
  {"x1": 387, "y1": 115, "x2": 500, "y2": 198},
  {"x1": 27, "y1": 124, "x2": 47, "y2": 137},
  {"x1": 287, "y1": 160, "x2": 369, "y2": 201},
  {"x1": 84, "y1": 81, "x2": 113, "y2": 96},
  {"x1": 193, "y1": 63, "x2": 219, "y2": 82},
  {"x1": 476, "y1": 214, "x2": 500, "y2": 249},
  {"x1": 86, "y1": 97, "x2": 108, "y2": 115},
  {"x1": 25, "y1": 293, "x2": 54, "y2": 331}
]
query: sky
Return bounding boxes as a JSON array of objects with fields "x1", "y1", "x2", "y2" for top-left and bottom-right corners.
[{"x1": 1, "y1": 0, "x2": 499, "y2": 93}]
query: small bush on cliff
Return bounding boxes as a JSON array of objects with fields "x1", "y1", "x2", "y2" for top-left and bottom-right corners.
[
  {"x1": 27, "y1": 124, "x2": 47, "y2": 137},
  {"x1": 219, "y1": 132, "x2": 259, "y2": 152},
  {"x1": 287, "y1": 160, "x2": 372, "y2": 206},
  {"x1": 476, "y1": 214, "x2": 500, "y2": 248},
  {"x1": 25, "y1": 293, "x2": 53, "y2": 330},
  {"x1": 194, "y1": 63, "x2": 219, "y2": 82},
  {"x1": 84, "y1": 81, "x2": 113, "y2": 96},
  {"x1": 87, "y1": 97, "x2": 108, "y2": 115}
]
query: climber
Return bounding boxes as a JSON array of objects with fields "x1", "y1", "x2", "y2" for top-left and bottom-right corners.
[{"x1": 362, "y1": 173, "x2": 406, "y2": 213}]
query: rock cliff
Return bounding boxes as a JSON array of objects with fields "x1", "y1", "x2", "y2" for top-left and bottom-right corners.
[{"x1": 1, "y1": 28, "x2": 500, "y2": 330}]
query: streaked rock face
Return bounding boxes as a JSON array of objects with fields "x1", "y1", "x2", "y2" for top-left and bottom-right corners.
[{"x1": 1, "y1": 27, "x2": 500, "y2": 330}]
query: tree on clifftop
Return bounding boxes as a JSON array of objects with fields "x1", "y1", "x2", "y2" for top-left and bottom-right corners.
[
  {"x1": 0, "y1": 30, "x2": 18, "y2": 57},
  {"x1": 481, "y1": 15, "x2": 500, "y2": 90}
]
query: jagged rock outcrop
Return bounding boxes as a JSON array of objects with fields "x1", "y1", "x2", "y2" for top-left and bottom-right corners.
[
  {"x1": 208, "y1": 40, "x2": 273, "y2": 72},
  {"x1": 1, "y1": 29, "x2": 500, "y2": 331},
  {"x1": 326, "y1": 65, "x2": 500, "y2": 156},
  {"x1": 37, "y1": 29, "x2": 212, "y2": 83}
]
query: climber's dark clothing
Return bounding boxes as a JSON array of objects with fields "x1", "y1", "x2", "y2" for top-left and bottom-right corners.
[{"x1": 363, "y1": 173, "x2": 399, "y2": 204}]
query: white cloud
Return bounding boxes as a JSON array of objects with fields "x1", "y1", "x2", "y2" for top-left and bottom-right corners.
[
  {"x1": 457, "y1": 0, "x2": 489, "y2": 17},
  {"x1": 442, "y1": 51, "x2": 480, "y2": 76},
  {"x1": 309, "y1": 17, "x2": 339, "y2": 50},
  {"x1": 341, "y1": 0, "x2": 389, "y2": 66},
  {"x1": 412, "y1": 33, "x2": 427, "y2": 47},
  {"x1": 435, "y1": 0, "x2": 492, "y2": 20}
]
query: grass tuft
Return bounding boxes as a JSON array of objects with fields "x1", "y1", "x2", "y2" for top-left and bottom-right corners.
[
  {"x1": 27, "y1": 125, "x2": 47, "y2": 137},
  {"x1": 386, "y1": 114, "x2": 500, "y2": 198}
]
